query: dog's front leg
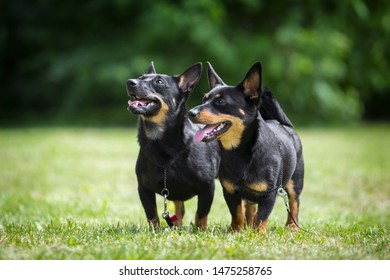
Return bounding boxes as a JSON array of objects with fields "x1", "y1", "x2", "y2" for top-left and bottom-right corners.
[
  {"x1": 195, "y1": 183, "x2": 215, "y2": 230},
  {"x1": 138, "y1": 186, "x2": 160, "y2": 227},
  {"x1": 254, "y1": 194, "x2": 277, "y2": 234},
  {"x1": 222, "y1": 188, "x2": 245, "y2": 231}
]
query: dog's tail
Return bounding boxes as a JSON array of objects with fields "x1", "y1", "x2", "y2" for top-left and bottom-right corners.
[{"x1": 259, "y1": 87, "x2": 293, "y2": 127}]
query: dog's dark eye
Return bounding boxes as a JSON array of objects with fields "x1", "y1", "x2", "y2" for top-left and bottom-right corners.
[
  {"x1": 155, "y1": 79, "x2": 164, "y2": 85},
  {"x1": 215, "y1": 98, "x2": 226, "y2": 106}
]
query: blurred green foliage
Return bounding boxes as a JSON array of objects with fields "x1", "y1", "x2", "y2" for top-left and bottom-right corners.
[{"x1": 1, "y1": 0, "x2": 389, "y2": 125}]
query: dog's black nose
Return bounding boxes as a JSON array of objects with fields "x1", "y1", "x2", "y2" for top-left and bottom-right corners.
[
  {"x1": 188, "y1": 108, "x2": 199, "y2": 119},
  {"x1": 127, "y1": 79, "x2": 139, "y2": 87}
]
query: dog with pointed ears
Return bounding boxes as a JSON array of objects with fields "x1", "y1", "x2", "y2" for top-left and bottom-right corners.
[
  {"x1": 126, "y1": 62, "x2": 219, "y2": 229},
  {"x1": 188, "y1": 62, "x2": 304, "y2": 234}
]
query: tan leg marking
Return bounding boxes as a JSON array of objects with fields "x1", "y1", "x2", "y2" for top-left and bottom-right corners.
[
  {"x1": 254, "y1": 217, "x2": 268, "y2": 235},
  {"x1": 173, "y1": 201, "x2": 185, "y2": 227},
  {"x1": 285, "y1": 179, "x2": 299, "y2": 231},
  {"x1": 244, "y1": 201, "x2": 257, "y2": 228},
  {"x1": 230, "y1": 201, "x2": 245, "y2": 231},
  {"x1": 147, "y1": 207, "x2": 160, "y2": 228},
  {"x1": 195, "y1": 214, "x2": 208, "y2": 230}
]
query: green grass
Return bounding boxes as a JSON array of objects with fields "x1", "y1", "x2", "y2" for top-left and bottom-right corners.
[{"x1": 0, "y1": 125, "x2": 389, "y2": 259}]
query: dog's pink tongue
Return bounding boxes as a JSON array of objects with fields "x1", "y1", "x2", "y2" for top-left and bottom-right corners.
[{"x1": 194, "y1": 124, "x2": 219, "y2": 142}]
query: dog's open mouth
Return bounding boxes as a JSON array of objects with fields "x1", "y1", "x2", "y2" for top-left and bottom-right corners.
[
  {"x1": 194, "y1": 122, "x2": 231, "y2": 142},
  {"x1": 128, "y1": 96, "x2": 156, "y2": 108},
  {"x1": 127, "y1": 95, "x2": 160, "y2": 115}
]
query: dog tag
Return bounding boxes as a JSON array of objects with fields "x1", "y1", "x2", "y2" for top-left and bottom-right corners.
[{"x1": 163, "y1": 213, "x2": 178, "y2": 227}]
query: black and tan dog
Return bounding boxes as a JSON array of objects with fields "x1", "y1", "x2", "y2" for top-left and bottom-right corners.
[
  {"x1": 126, "y1": 62, "x2": 219, "y2": 229},
  {"x1": 188, "y1": 62, "x2": 304, "y2": 234}
]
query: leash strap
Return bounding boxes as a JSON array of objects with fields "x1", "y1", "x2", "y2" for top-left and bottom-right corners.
[{"x1": 277, "y1": 187, "x2": 316, "y2": 234}]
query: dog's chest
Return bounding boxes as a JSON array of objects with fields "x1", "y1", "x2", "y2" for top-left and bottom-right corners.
[
  {"x1": 219, "y1": 160, "x2": 275, "y2": 198},
  {"x1": 136, "y1": 153, "x2": 208, "y2": 198}
]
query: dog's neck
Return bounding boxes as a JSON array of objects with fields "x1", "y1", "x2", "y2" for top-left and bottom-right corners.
[
  {"x1": 219, "y1": 111, "x2": 267, "y2": 170},
  {"x1": 220, "y1": 123, "x2": 256, "y2": 163},
  {"x1": 138, "y1": 105, "x2": 188, "y2": 168}
]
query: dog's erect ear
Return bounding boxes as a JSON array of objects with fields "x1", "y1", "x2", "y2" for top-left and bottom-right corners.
[
  {"x1": 178, "y1": 62, "x2": 203, "y2": 93},
  {"x1": 207, "y1": 62, "x2": 226, "y2": 89},
  {"x1": 147, "y1": 61, "x2": 156, "y2": 74},
  {"x1": 238, "y1": 62, "x2": 262, "y2": 100}
]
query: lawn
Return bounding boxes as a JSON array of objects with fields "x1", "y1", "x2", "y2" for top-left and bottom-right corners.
[{"x1": 0, "y1": 125, "x2": 389, "y2": 259}]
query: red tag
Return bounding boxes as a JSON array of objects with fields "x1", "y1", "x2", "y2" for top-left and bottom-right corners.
[{"x1": 170, "y1": 214, "x2": 178, "y2": 223}]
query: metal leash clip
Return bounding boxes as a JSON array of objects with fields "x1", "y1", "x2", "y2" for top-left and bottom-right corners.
[
  {"x1": 277, "y1": 187, "x2": 290, "y2": 212},
  {"x1": 160, "y1": 171, "x2": 177, "y2": 228},
  {"x1": 161, "y1": 189, "x2": 173, "y2": 226}
]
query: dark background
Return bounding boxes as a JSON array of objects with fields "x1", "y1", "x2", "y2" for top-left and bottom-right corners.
[{"x1": 1, "y1": 0, "x2": 389, "y2": 126}]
